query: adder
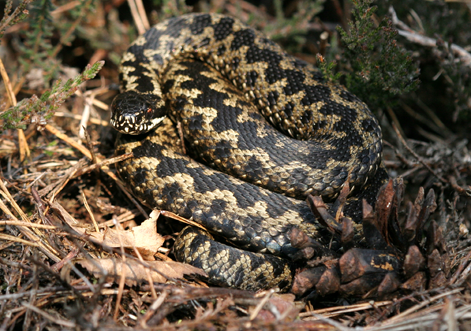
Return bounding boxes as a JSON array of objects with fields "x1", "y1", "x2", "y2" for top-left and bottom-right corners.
[{"x1": 110, "y1": 13, "x2": 389, "y2": 291}]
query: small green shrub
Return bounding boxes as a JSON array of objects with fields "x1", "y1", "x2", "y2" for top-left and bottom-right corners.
[
  {"x1": 324, "y1": 0, "x2": 420, "y2": 111},
  {"x1": 0, "y1": 61, "x2": 104, "y2": 131}
]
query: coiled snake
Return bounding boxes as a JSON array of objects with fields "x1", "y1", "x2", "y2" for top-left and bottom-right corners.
[{"x1": 111, "y1": 13, "x2": 389, "y2": 291}]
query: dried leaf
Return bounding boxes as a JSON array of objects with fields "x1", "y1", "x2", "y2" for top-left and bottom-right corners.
[
  {"x1": 87, "y1": 211, "x2": 165, "y2": 260},
  {"x1": 252, "y1": 294, "x2": 299, "y2": 322},
  {"x1": 52, "y1": 203, "x2": 165, "y2": 260},
  {"x1": 77, "y1": 258, "x2": 207, "y2": 286}
]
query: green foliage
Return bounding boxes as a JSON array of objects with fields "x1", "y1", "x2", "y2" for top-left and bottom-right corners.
[
  {"x1": 0, "y1": 0, "x2": 32, "y2": 38},
  {"x1": 152, "y1": 0, "x2": 191, "y2": 21},
  {"x1": 18, "y1": 0, "x2": 95, "y2": 84},
  {"x1": 18, "y1": 0, "x2": 56, "y2": 79},
  {"x1": 251, "y1": 0, "x2": 324, "y2": 53},
  {"x1": 333, "y1": 0, "x2": 420, "y2": 110},
  {"x1": 0, "y1": 61, "x2": 104, "y2": 131},
  {"x1": 317, "y1": 54, "x2": 342, "y2": 82}
]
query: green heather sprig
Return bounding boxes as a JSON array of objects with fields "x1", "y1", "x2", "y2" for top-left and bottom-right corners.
[
  {"x1": 0, "y1": 61, "x2": 104, "y2": 131},
  {"x1": 18, "y1": 0, "x2": 95, "y2": 83},
  {"x1": 0, "y1": 0, "x2": 32, "y2": 39},
  {"x1": 323, "y1": 0, "x2": 420, "y2": 110},
  {"x1": 18, "y1": 0, "x2": 57, "y2": 79}
]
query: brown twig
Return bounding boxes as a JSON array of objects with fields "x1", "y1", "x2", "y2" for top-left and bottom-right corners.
[
  {"x1": 82, "y1": 191, "x2": 100, "y2": 232},
  {"x1": 0, "y1": 58, "x2": 30, "y2": 161},
  {"x1": 382, "y1": 287, "x2": 463, "y2": 325},
  {"x1": 140, "y1": 291, "x2": 168, "y2": 327},
  {"x1": 450, "y1": 250, "x2": 471, "y2": 284},
  {"x1": 22, "y1": 302, "x2": 76, "y2": 328},
  {"x1": 389, "y1": 6, "x2": 471, "y2": 67},
  {"x1": 44, "y1": 123, "x2": 148, "y2": 218},
  {"x1": 392, "y1": 122, "x2": 447, "y2": 184},
  {"x1": 160, "y1": 210, "x2": 207, "y2": 230},
  {"x1": 72, "y1": 153, "x2": 133, "y2": 178},
  {"x1": 448, "y1": 176, "x2": 471, "y2": 196},
  {"x1": 300, "y1": 300, "x2": 393, "y2": 319},
  {"x1": 250, "y1": 289, "x2": 274, "y2": 320},
  {"x1": 127, "y1": 0, "x2": 148, "y2": 35},
  {"x1": 0, "y1": 179, "x2": 61, "y2": 262},
  {"x1": 45, "y1": 124, "x2": 93, "y2": 159}
]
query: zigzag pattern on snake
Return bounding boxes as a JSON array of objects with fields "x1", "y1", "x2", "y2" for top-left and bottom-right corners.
[{"x1": 111, "y1": 13, "x2": 389, "y2": 291}]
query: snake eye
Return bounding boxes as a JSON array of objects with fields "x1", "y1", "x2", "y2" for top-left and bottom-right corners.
[{"x1": 145, "y1": 106, "x2": 155, "y2": 120}]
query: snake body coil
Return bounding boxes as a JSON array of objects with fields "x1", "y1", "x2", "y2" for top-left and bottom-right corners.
[{"x1": 112, "y1": 13, "x2": 389, "y2": 291}]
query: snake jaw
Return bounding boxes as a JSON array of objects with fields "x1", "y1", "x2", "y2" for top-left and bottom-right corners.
[
  {"x1": 110, "y1": 90, "x2": 166, "y2": 134},
  {"x1": 110, "y1": 115, "x2": 166, "y2": 134}
]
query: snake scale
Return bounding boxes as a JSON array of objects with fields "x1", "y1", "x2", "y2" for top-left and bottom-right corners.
[{"x1": 111, "y1": 13, "x2": 389, "y2": 291}]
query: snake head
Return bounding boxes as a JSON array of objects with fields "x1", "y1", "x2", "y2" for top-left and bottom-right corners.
[{"x1": 110, "y1": 91, "x2": 166, "y2": 134}]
